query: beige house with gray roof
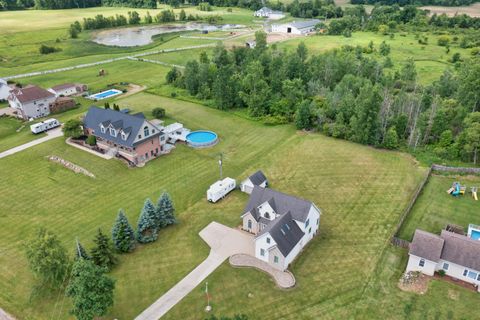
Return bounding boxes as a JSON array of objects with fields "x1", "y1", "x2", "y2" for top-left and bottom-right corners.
[{"x1": 406, "y1": 229, "x2": 480, "y2": 291}]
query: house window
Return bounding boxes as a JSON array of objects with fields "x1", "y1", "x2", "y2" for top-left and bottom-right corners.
[
  {"x1": 266, "y1": 237, "x2": 270, "y2": 244},
  {"x1": 442, "y1": 263, "x2": 449, "y2": 271},
  {"x1": 264, "y1": 212, "x2": 270, "y2": 219},
  {"x1": 477, "y1": 274, "x2": 480, "y2": 281},
  {"x1": 121, "y1": 132, "x2": 127, "y2": 141},
  {"x1": 467, "y1": 271, "x2": 478, "y2": 280},
  {"x1": 152, "y1": 129, "x2": 155, "y2": 133},
  {"x1": 247, "y1": 220, "x2": 252, "y2": 229},
  {"x1": 305, "y1": 219, "x2": 310, "y2": 228},
  {"x1": 309, "y1": 227, "x2": 312, "y2": 234},
  {"x1": 101, "y1": 126, "x2": 106, "y2": 133},
  {"x1": 151, "y1": 150, "x2": 154, "y2": 156},
  {"x1": 463, "y1": 269, "x2": 468, "y2": 276},
  {"x1": 274, "y1": 256, "x2": 279, "y2": 263},
  {"x1": 145, "y1": 152, "x2": 148, "y2": 159},
  {"x1": 155, "y1": 148, "x2": 158, "y2": 154},
  {"x1": 260, "y1": 249, "x2": 265, "y2": 256},
  {"x1": 161, "y1": 136, "x2": 165, "y2": 141},
  {"x1": 144, "y1": 126, "x2": 149, "y2": 137},
  {"x1": 138, "y1": 134, "x2": 141, "y2": 139},
  {"x1": 109, "y1": 128, "x2": 116, "y2": 137},
  {"x1": 419, "y1": 259, "x2": 425, "y2": 267},
  {"x1": 317, "y1": 218, "x2": 319, "y2": 225}
]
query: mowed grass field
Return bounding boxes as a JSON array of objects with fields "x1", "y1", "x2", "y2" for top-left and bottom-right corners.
[
  {"x1": 398, "y1": 174, "x2": 480, "y2": 240},
  {"x1": 0, "y1": 87, "x2": 433, "y2": 319},
  {"x1": 277, "y1": 31, "x2": 472, "y2": 84}
]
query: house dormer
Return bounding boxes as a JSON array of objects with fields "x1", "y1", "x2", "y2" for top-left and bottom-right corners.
[
  {"x1": 100, "y1": 124, "x2": 106, "y2": 133},
  {"x1": 258, "y1": 199, "x2": 277, "y2": 221},
  {"x1": 121, "y1": 131, "x2": 129, "y2": 141}
]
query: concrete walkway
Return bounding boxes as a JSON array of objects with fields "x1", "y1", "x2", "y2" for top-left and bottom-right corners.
[
  {"x1": 65, "y1": 138, "x2": 113, "y2": 160},
  {"x1": 229, "y1": 254, "x2": 296, "y2": 288},
  {"x1": 135, "y1": 222, "x2": 254, "y2": 320},
  {"x1": 0, "y1": 128, "x2": 63, "y2": 159}
]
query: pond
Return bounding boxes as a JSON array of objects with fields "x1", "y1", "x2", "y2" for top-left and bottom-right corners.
[{"x1": 92, "y1": 23, "x2": 244, "y2": 47}]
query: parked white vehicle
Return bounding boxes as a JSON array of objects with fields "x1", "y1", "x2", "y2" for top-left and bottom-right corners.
[
  {"x1": 207, "y1": 177, "x2": 236, "y2": 203},
  {"x1": 30, "y1": 118, "x2": 60, "y2": 134}
]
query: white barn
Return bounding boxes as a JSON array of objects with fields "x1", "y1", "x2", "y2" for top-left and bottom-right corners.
[
  {"x1": 271, "y1": 19, "x2": 320, "y2": 35},
  {"x1": 241, "y1": 186, "x2": 321, "y2": 271},
  {"x1": 0, "y1": 78, "x2": 11, "y2": 101},
  {"x1": 254, "y1": 7, "x2": 285, "y2": 20},
  {"x1": 406, "y1": 229, "x2": 480, "y2": 292},
  {"x1": 240, "y1": 170, "x2": 268, "y2": 194}
]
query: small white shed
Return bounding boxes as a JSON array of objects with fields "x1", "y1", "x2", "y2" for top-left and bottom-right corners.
[
  {"x1": 240, "y1": 170, "x2": 268, "y2": 194},
  {"x1": 207, "y1": 177, "x2": 236, "y2": 203}
]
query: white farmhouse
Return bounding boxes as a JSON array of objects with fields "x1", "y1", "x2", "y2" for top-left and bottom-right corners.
[
  {"x1": 241, "y1": 186, "x2": 321, "y2": 271},
  {"x1": 254, "y1": 7, "x2": 285, "y2": 20},
  {"x1": 240, "y1": 170, "x2": 268, "y2": 194},
  {"x1": 271, "y1": 19, "x2": 320, "y2": 35},
  {"x1": 0, "y1": 78, "x2": 11, "y2": 101},
  {"x1": 406, "y1": 229, "x2": 480, "y2": 292},
  {"x1": 8, "y1": 85, "x2": 56, "y2": 120},
  {"x1": 48, "y1": 83, "x2": 87, "y2": 97}
]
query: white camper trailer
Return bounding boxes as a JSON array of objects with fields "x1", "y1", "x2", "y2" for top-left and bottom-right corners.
[
  {"x1": 30, "y1": 118, "x2": 60, "y2": 134},
  {"x1": 207, "y1": 177, "x2": 236, "y2": 203}
]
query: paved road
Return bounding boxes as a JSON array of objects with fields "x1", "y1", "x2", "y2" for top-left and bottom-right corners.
[
  {"x1": 0, "y1": 128, "x2": 63, "y2": 159},
  {"x1": 135, "y1": 222, "x2": 254, "y2": 320}
]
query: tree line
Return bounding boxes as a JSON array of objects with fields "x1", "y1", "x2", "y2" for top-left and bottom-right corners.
[
  {"x1": 0, "y1": 0, "x2": 152, "y2": 10},
  {"x1": 168, "y1": 31, "x2": 480, "y2": 164},
  {"x1": 23, "y1": 192, "x2": 176, "y2": 319},
  {"x1": 351, "y1": 0, "x2": 478, "y2": 7}
]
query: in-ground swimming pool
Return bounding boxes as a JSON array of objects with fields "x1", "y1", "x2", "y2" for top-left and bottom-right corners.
[
  {"x1": 471, "y1": 229, "x2": 480, "y2": 241},
  {"x1": 186, "y1": 130, "x2": 218, "y2": 148},
  {"x1": 89, "y1": 89, "x2": 123, "y2": 100}
]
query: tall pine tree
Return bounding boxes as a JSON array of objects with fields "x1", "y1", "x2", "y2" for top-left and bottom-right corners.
[
  {"x1": 111, "y1": 209, "x2": 136, "y2": 253},
  {"x1": 91, "y1": 229, "x2": 117, "y2": 270},
  {"x1": 137, "y1": 198, "x2": 158, "y2": 243},
  {"x1": 156, "y1": 192, "x2": 177, "y2": 228},
  {"x1": 74, "y1": 239, "x2": 91, "y2": 261}
]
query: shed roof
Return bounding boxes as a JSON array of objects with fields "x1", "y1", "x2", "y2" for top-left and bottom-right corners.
[
  {"x1": 247, "y1": 170, "x2": 268, "y2": 186},
  {"x1": 289, "y1": 19, "x2": 321, "y2": 29}
]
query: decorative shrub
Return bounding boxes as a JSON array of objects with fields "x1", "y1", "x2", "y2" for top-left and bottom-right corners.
[{"x1": 86, "y1": 135, "x2": 96, "y2": 146}]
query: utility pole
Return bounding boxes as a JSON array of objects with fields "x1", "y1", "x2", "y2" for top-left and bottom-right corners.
[{"x1": 218, "y1": 153, "x2": 223, "y2": 180}]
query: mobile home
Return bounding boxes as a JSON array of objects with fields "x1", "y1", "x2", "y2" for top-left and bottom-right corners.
[{"x1": 30, "y1": 118, "x2": 60, "y2": 134}]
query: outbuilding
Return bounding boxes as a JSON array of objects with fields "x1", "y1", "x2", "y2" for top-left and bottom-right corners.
[
  {"x1": 240, "y1": 170, "x2": 268, "y2": 194},
  {"x1": 271, "y1": 19, "x2": 320, "y2": 35}
]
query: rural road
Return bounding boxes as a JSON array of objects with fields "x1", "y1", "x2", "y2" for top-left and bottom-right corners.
[
  {"x1": 135, "y1": 222, "x2": 254, "y2": 320},
  {"x1": 0, "y1": 127, "x2": 63, "y2": 159}
]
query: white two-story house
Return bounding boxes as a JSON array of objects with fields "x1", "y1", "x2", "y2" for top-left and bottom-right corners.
[
  {"x1": 406, "y1": 229, "x2": 480, "y2": 292},
  {"x1": 8, "y1": 85, "x2": 56, "y2": 120},
  {"x1": 241, "y1": 186, "x2": 321, "y2": 271}
]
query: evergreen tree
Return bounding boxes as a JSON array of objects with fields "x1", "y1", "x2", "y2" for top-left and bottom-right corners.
[
  {"x1": 384, "y1": 127, "x2": 399, "y2": 149},
  {"x1": 179, "y1": 9, "x2": 186, "y2": 21},
  {"x1": 111, "y1": 210, "x2": 136, "y2": 253},
  {"x1": 74, "y1": 239, "x2": 91, "y2": 261},
  {"x1": 91, "y1": 229, "x2": 117, "y2": 270},
  {"x1": 137, "y1": 198, "x2": 159, "y2": 243},
  {"x1": 295, "y1": 100, "x2": 313, "y2": 130},
  {"x1": 156, "y1": 192, "x2": 177, "y2": 228},
  {"x1": 66, "y1": 259, "x2": 115, "y2": 320}
]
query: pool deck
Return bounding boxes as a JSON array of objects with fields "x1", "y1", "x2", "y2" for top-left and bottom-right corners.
[{"x1": 89, "y1": 89, "x2": 123, "y2": 100}]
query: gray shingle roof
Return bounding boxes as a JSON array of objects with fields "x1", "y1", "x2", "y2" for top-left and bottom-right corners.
[
  {"x1": 84, "y1": 106, "x2": 162, "y2": 148},
  {"x1": 440, "y1": 230, "x2": 480, "y2": 271},
  {"x1": 409, "y1": 229, "x2": 444, "y2": 262},
  {"x1": 248, "y1": 170, "x2": 268, "y2": 186},
  {"x1": 10, "y1": 85, "x2": 55, "y2": 103},
  {"x1": 260, "y1": 212, "x2": 305, "y2": 257},
  {"x1": 290, "y1": 19, "x2": 321, "y2": 29},
  {"x1": 243, "y1": 186, "x2": 313, "y2": 223},
  {"x1": 51, "y1": 83, "x2": 76, "y2": 91}
]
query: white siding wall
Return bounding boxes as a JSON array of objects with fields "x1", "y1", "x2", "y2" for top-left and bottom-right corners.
[
  {"x1": 255, "y1": 232, "x2": 276, "y2": 263},
  {"x1": 240, "y1": 179, "x2": 254, "y2": 193},
  {"x1": 10, "y1": 96, "x2": 55, "y2": 120},
  {"x1": 295, "y1": 205, "x2": 321, "y2": 244},
  {"x1": 406, "y1": 254, "x2": 437, "y2": 276},
  {"x1": 283, "y1": 240, "x2": 303, "y2": 270},
  {"x1": 258, "y1": 202, "x2": 276, "y2": 220},
  {"x1": 49, "y1": 87, "x2": 77, "y2": 97},
  {"x1": 436, "y1": 259, "x2": 480, "y2": 290}
]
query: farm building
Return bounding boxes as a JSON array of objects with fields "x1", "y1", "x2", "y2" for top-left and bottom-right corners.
[
  {"x1": 240, "y1": 170, "x2": 268, "y2": 194},
  {"x1": 0, "y1": 78, "x2": 11, "y2": 101},
  {"x1": 48, "y1": 83, "x2": 87, "y2": 97},
  {"x1": 406, "y1": 229, "x2": 480, "y2": 292},
  {"x1": 271, "y1": 19, "x2": 320, "y2": 35},
  {"x1": 8, "y1": 85, "x2": 56, "y2": 120},
  {"x1": 254, "y1": 7, "x2": 285, "y2": 19},
  {"x1": 241, "y1": 186, "x2": 321, "y2": 271},
  {"x1": 83, "y1": 106, "x2": 167, "y2": 165}
]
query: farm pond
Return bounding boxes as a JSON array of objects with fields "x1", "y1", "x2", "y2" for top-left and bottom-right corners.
[{"x1": 92, "y1": 23, "x2": 244, "y2": 47}]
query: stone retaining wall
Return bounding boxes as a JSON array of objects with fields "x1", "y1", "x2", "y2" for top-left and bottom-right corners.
[{"x1": 48, "y1": 155, "x2": 95, "y2": 178}]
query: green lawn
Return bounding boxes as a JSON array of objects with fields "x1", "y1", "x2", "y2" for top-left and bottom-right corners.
[
  {"x1": 398, "y1": 174, "x2": 480, "y2": 240},
  {"x1": 277, "y1": 31, "x2": 472, "y2": 84},
  {"x1": 143, "y1": 47, "x2": 215, "y2": 65}
]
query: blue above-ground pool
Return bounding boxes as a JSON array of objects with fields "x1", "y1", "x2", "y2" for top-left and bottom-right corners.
[
  {"x1": 186, "y1": 130, "x2": 218, "y2": 148},
  {"x1": 89, "y1": 89, "x2": 122, "y2": 100},
  {"x1": 471, "y1": 229, "x2": 480, "y2": 241}
]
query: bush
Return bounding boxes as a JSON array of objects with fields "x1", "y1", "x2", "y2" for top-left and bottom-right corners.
[
  {"x1": 437, "y1": 35, "x2": 451, "y2": 47},
  {"x1": 437, "y1": 269, "x2": 446, "y2": 277},
  {"x1": 39, "y1": 44, "x2": 61, "y2": 54},
  {"x1": 86, "y1": 135, "x2": 96, "y2": 146},
  {"x1": 152, "y1": 107, "x2": 165, "y2": 119}
]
